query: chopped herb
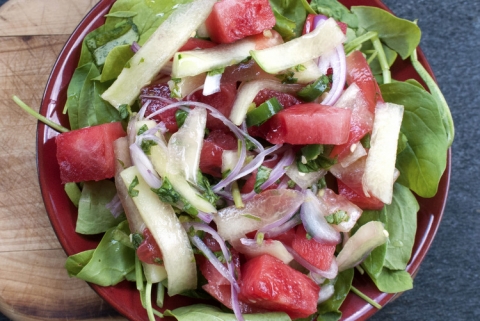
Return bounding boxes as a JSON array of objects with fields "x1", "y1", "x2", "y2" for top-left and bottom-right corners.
[
  {"x1": 153, "y1": 257, "x2": 164, "y2": 265},
  {"x1": 256, "y1": 232, "x2": 265, "y2": 245},
  {"x1": 222, "y1": 169, "x2": 232, "y2": 179},
  {"x1": 151, "y1": 177, "x2": 198, "y2": 215},
  {"x1": 242, "y1": 214, "x2": 262, "y2": 221},
  {"x1": 297, "y1": 145, "x2": 337, "y2": 173},
  {"x1": 125, "y1": 61, "x2": 131, "y2": 68},
  {"x1": 240, "y1": 56, "x2": 252, "y2": 63},
  {"x1": 131, "y1": 233, "x2": 143, "y2": 249},
  {"x1": 325, "y1": 210, "x2": 350, "y2": 225},
  {"x1": 295, "y1": 64, "x2": 307, "y2": 72},
  {"x1": 137, "y1": 124, "x2": 148, "y2": 135},
  {"x1": 287, "y1": 179, "x2": 296, "y2": 188},
  {"x1": 196, "y1": 172, "x2": 220, "y2": 206},
  {"x1": 254, "y1": 166, "x2": 272, "y2": 193},
  {"x1": 139, "y1": 57, "x2": 145, "y2": 63},
  {"x1": 207, "y1": 67, "x2": 225, "y2": 76},
  {"x1": 178, "y1": 54, "x2": 183, "y2": 60},
  {"x1": 117, "y1": 158, "x2": 125, "y2": 168},
  {"x1": 315, "y1": 176, "x2": 327, "y2": 190},
  {"x1": 361, "y1": 133, "x2": 371, "y2": 149},
  {"x1": 128, "y1": 176, "x2": 140, "y2": 197},
  {"x1": 297, "y1": 75, "x2": 331, "y2": 102},
  {"x1": 306, "y1": 233, "x2": 313, "y2": 240},
  {"x1": 141, "y1": 139, "x2": 158, "y2": 155},
  {"x1": 175, "y1": 109, "x2": 189, "y2": 128},
  {"x1": 275, "y1": 70, "x2": 298, "y2": 84},
  {"x1": 118, "y1": 104, "x2": 131, "y2": 120}
]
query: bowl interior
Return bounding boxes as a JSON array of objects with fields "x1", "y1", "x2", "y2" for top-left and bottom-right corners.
[{"x1": 37, "y1": 0, "x2": 451, "y2": 320}]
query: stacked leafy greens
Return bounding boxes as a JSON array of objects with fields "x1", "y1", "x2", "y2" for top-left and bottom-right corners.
[{"x1": 47, "y1": 0, "x2": 454, "y2": 320}]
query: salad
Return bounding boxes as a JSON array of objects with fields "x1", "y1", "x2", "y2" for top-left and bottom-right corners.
[{"x1": 16, "y1": 0, "x2": 453, "y2": 320}]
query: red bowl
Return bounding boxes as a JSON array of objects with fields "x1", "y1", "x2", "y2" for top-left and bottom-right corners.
[{"x1": 37, "y1": 0, "x2": 451, "y2": 320}]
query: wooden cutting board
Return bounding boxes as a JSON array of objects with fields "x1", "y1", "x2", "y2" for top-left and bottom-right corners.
[{"x1": 0, "y1": 0, "x2": 127, "y2": 320}]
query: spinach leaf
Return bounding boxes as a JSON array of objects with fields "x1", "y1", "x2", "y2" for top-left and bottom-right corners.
[
  {"x1": 104, "y1": 0, "x2": 193, "y2": 45},
  {"x1": 269, "y1": 0, "x2": 307, "y2": 40},
  {"x1": 383, "y1": 183, "x2": 418, "y2": 270},
  {"x1": 66, "y1": 221, "x2": 136, "y2": 286},
  {"x1": 317, "y1": 312, "x2": 342, "y2": 321},
  {"x1": 65, "y1": 63, "x2": 92, "y2": 129},
  {"x1": 368, "y1": 267, "x2": 413, "y2": 293},
  {"x1": 100, "y1": 44, "x2": 135, "y2": 82},
  {"x1": 165, "y1": 304, "x2": 291, "y2": 321},
  {"x1": 351, "y1": 6, "x2": 421, "y2": 59},
  {"x1": 66, "y1": 62, "x2": 121, "y2": 129},
  {"x1": 380, "y1": 82, "x2": 448, "y2": 197},
  {"x1": 317, "y1": 268, "x2": 354, "y2": 319},
  {"x1": 85, "y1": 19, "x2": 139, "y2": 69},
  {"x1": 309, "y1": 0, "x2": 358, "y2": 28},
  {"x1": 76, "y1": 180, "x2": 126, "y2": 235}
]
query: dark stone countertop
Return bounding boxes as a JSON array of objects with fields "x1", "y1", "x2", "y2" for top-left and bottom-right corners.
[{"x1": 0, "y1": 0, "x2": 478, "y2": 320}]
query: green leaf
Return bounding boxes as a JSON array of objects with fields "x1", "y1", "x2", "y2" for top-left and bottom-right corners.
[
  {"x1": 70, "y1": 62, "x2": 121, "y2": 129},
  {"x1": 65, "y1": 63, "x2": 92, "y2": 129},
  {"x1": 66, "y1": 221, "x2": 135, "y2": 286},
  {"x1": 269, "y1": 0, "x2": 307, "y2": 40},
  {"x1": 380, "y1": 82, "x2": 448, "y2": 197},
  {"x1": 151, "y1": 177, "x2": 198, "y2": 215},
  {"x1": 254, "y1": 166, "x2": 272, "y2": 193},
  {"x1": 104, "y1": 0, "x2": 193, "y2": 45},
  {"x1": 351, "y1": 6, "x2": 421, "y2": 59},
  {"x1": 128, "y1": 176, "x2": 140, "y2": 197},
  {"x1": 383, "y1": 183, "x2": 419, "y2": 270},
  {"x1": 309, "y1": 0, "x2": 358, "y2": 28},
  {"x1": 104, "y1": 11, "x2": 138, "y2": 18},
  {"x1": 317, "y1": 312, "x2": 342, "y2": 321},
  {"x1": 64, "y1": 182, "x2": 82, "y2": 207},
  {"x1": 317, "y1": 268, "x2": 354, "y2": 318},
  {"x1": 65, "y1": 249, "x2": 95, "y2": 276},
  {"x1": 369, "y1": 268, "x2": 413, "y2": 293},
  {"x1": 271, "y1": 8, "x2": 297, "y2": 41},
  {"x1": 76, "y1": 180, "x2": 126, "y2": 235},
  {"x1": 100, "y1": 44, "x2": 135, "y2": 82},
  {"x1": 165, "y1": 304, "x2": 291, "y2": 321}
]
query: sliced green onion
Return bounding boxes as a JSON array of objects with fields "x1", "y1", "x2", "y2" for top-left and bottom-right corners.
[
  {"x1": 245, "y1": 97, "x2": 283, "y2": 127},
  {"x1": 297, "y1": 75, "x2": 330, "y2": 102},
  {"x1": 156, "y1": 282, "x2": 165, "y2": 308}
]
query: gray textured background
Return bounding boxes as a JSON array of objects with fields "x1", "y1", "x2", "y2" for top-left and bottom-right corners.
[{"x1": 0, "y1": 0, "x2": 478, "y2": 320}]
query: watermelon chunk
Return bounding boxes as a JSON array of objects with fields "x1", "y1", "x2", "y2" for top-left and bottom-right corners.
[
  {"x1": 239, "y1": 254, "x2": 320, "y2": 319},
  {"x1": 292, "y1": 225, "x2": 336, "y2": 271},
  {"x1": 205, "y1": 0, "x2": 276, "y2": 44},
  {"x1": 265, "y1": 103, "x2": 352, "y2": 145},
  {"x1": 56, "y1": 122, "x2": 126, "y2": 183}
]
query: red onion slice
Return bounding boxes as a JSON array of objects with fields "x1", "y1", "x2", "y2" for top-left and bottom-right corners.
[
  {"x1": 310, "y1": 16, "x2": 347, "y2": 106},
  {"x1": 131, "y1": 41, "x2": 140, "y2": 53},
  {"x1": 129, "y1": 143, "x2": 162, "y2": 189},
  {"x1": 105, "y1": 193, "x2": 124, "y2": 218},
  {"x1": 285, "y1": 245, "x2": 338, "y2": 279},
  {"x1": 300, "y1": 190, "x2": 341, "y2": 245},
  {"x1": 262, "y1": 214, "x2": 301, "y2": 239},
  {"x1": 197, "y1": 211, "x2": 214, "y2": 224},
  {"x1": 184, "y1": 222, "x2": 240, "y2": 292},
  {"x1": 320, "y1": 45, "x2": 346, "y2": 106},
  {"x1": 144, "y1": 100, "x2": 266, "y2": 193}
]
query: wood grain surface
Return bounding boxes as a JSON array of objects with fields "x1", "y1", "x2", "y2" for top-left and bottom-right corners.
[{"x1": 0, "y1": 0, "x2": 126, "y2": 320}]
